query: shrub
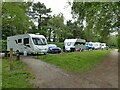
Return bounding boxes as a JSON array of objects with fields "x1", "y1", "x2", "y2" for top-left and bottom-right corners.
[
  {"x1": 48, "y1": 42, "x2": 64, "y2": 49},
  {"x1": 0, "y1": 40, "x2": 7, "y2": 51}
]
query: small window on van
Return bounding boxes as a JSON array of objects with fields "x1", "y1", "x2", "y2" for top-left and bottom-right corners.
[
  {"x1": 18, "y1": 39, "x2": 22, "y2": 43},
  {"x1": 67, "y1": 42, "x2": 71, "y2": 46},
  {"x1": 24, "y1": 38, "x2": 29, "y2": 45}
]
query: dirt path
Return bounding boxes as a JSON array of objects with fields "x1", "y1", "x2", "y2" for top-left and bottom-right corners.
[{"x1": 21, "y1": 50, "x2": 118, "y2": 88}]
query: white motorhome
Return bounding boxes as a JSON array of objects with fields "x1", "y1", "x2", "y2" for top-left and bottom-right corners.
[
  {"x1": 7, "y1": 34, "x2": 48, "y2": 54},
  {"x1": 64, "y1": 39, "x2": 86, "y2": 51}
]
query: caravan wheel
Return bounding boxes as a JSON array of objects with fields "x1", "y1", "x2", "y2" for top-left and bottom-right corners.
[{"x1": 16, "y1": 50, "x2": 20, "y2": 54}]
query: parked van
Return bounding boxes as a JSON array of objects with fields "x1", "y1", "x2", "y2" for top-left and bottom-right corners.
[
  {"x1": 7, "y1": 34, "x2": 48, "y2": 54},
  {"x1": 64, "y1": 39, "x2": 86, "y2": 52},
  {"x1": 85, "y1": 42, "x2": 94, "y2": 50}
]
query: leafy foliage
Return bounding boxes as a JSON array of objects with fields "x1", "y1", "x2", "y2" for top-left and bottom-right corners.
[
  {"x1": 71, "y1": 2, "x2": 120, "y2": 43},
  {"x1": 47, "y1": 14, "x2": 65, "y2": 42},
  {"x1": 2, "y1": 2, "x2": 33, "y2": 40},
  {"x1": 0, "y1": 40, "x2": 7, "y2": 51},
  {"x1": 118, "y1": 34, "x2": 120, "y2": 52},
  {"x1": 28, "y1": 2, "x2": 51, "y2": 36},
  {"x1": 107, "y1": 35, "x2": 118, "y2": 48}
]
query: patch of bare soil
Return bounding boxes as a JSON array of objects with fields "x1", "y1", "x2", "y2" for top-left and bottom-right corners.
[{"x1": 21, "y1": 50, "x2": 118, "y2": 88}]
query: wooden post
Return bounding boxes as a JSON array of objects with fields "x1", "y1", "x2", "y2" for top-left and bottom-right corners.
[{"x1": 10, "y1": 48, "x2": 13, "y2": 71}]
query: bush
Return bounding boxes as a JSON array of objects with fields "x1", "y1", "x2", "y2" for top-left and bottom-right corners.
[{"x1": 0, "y1": 40, "x2": 7, "y2": 51}]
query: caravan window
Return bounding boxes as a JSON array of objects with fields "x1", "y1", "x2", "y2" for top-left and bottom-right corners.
[
  {"x1": 18, "y1": 39, "x2": 22, "y2": 43},
  {"x1": 24, "y1": 38, "x2": 29, "y2": 45}
]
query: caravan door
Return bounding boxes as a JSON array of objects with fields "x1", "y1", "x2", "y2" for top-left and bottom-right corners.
[{"x1": 23, "y1": 38, "x2": 32, "y2": 54}]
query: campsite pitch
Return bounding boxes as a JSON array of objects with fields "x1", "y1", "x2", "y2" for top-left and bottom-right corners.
[{"x1": 36, "y1": 50, "x2": 111, "y2": 73}]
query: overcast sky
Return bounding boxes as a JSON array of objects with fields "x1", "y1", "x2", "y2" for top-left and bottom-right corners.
[{"x1": 33, "y1": 0, "x2": 73, "y2": 23}]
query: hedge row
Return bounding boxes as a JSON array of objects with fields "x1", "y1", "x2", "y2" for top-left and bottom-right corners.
[{"x1": 48, "y1": 42, "x2": 64, "y2": 49}]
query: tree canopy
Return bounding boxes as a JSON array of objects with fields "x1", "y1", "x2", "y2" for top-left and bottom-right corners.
[
  {"x1": 71, "y1": 2, "x2": 120, "y2": 43},
  {"x1": 2, "y1": 2, "x2": 33, "y2": 39},
  {"x1": 1, "y1": 1, "x2": 119, "y2": 50}
]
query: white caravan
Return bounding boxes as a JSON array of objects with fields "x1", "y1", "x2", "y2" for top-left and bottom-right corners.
[
  {"x1": 7, "y1": 34, "x2": 48, "y2": 54},
  {"x1": 92, "y1": 42, "x2": 101, "y2": 49},
  {"x1": 101, "y1": 43, "x2": 106, "y2": 49},
  {"x1": 64, "y1": 39, "x2": 86, "y2": 51}
]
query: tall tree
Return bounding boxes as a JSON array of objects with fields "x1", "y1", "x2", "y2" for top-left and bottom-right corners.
[
  {"x1": 48, "y1": 14, "x2": 65, "y2": 42},
  {"x1": 28, "y1": 2, "x2": 51, "y2": 37}
]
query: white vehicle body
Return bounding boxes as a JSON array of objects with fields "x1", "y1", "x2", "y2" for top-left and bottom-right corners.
[
  {"x1": 101, "y1": 43, "x2": 106, "y2": 49},
  {"x1": 7, "y1": 34, "x2": 48, "y2": 54},
  {"x1": 92, "y1": 42, "x2": 101, "y2": 49},
  {"x1": 64, "y1": 39, "x2": 86, "y2": 51}
]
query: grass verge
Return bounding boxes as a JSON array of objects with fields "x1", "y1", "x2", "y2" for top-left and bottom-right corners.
[
  {"x1": 2, "y1": 59, "x2": 34, "y2": 88},
  {"x1": 36, "y1": 50, "x2": 111, "y2": 73}
]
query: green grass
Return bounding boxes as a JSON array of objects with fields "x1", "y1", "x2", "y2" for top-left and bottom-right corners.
[
  {"x1": 2, "y1": 59, "x2": 34, "y2": 88},
  {"x1": 37, "y1": 50, "x2": 111, "y2": 73}
]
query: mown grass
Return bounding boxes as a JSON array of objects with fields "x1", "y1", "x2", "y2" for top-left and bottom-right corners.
[
  {"x1": 2, "y1": 59, "x2": 34, "y2": 88},
  {"x1": 37, "y1": 50, "x2": 111, "y2": 73}
]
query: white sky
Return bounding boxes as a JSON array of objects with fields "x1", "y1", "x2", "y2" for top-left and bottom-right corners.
[{"x1": 33, "y1": 0, "x2": 73, "y2": 23}]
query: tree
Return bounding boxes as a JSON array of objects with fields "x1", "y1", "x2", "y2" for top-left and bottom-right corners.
[
  {"x1": 28, "y1": 2, "x2": 51, "y2": 37},
  {"x1": 66, "y1": 20, "x2": 85, "y2": 39},
  {"x1": 71, "y1": 2, "x2": 120, "y2": 44},
  {"x1": 2, "y1": 2, "x2": 32, "y2": 40},
  {"x1": 107, "y1": 35, "x2": 118, "y2": 48},
  {"x1": 48, "y1": 14, "x2": 65, "y2": 42}
]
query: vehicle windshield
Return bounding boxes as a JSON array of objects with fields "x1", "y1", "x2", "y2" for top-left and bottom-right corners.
[
  {"x1": 89, "y1": 44, "x2": 93, "y2": 46},
  {"x1": 48, "y1": 44, "x2": 57, "y2": 48},
  {"x1": 74, "y1": 42, "x2": 85, "y2": 46},
  {"x1": 41, "y1": 38, "x2": 47, "y2": 45},
  {"x1": 32, "y1": 38, "x2": 47, "y2": 45}
]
